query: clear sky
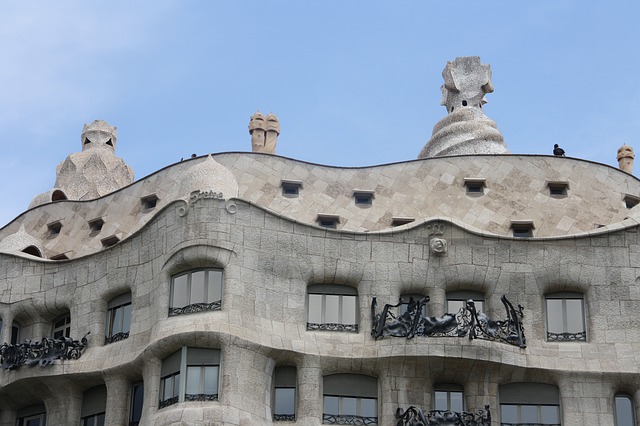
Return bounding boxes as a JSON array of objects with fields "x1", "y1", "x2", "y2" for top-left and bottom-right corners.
[{"x1": 1, "y1": 1, "x2": 639, "y2": 227}]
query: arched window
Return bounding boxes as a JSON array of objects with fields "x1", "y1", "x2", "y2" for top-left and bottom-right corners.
[
  {"x1": 81, "y1": 385, "x2": 106, "y2": 426},
  {"x1": 323, "y1": 374, "x2": 377, "y2": 425},
  {"x1": 21, "y1": 245, "x2": 42, "y2": 257},
  {"x1": 105, "y1": 293, "x2": 132, "y2": 344},
  {"x1": 273, "y1": 366, "x2": 297, "y2": 421},
  {"x1": 615, "y1": 393, "x2": 635, "y2": 426},
  {"x1": 159, "y1": 347, "x2": 220, "y2": 408},
  {"x1": 169, "y1": 269, "x2": 223, "y2": 316},
  {"x1": 545, "y1": 292, "x2": 586, "y2": 341},
  {"x1": 307, "y1": 284, "x2": 358, "y2": 332},
  {"x1": 499, "y1": 383, "x2": 560, "y2": 425}
]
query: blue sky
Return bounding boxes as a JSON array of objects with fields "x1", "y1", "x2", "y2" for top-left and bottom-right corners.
[{"x1": 1, "y1": 1, "x2": 640, "y2": 227}]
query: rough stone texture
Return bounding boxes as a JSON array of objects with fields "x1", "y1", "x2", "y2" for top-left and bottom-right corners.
[
  {"x1": 3, "y1": 153, "x2": 640, "y2": 260},
  {"x1": 249, "y1": 112, "x2": 280, "y2": 154},
  {"x1": 618, "y1": 144, "x2": 635, "y2": 174},
  {"x1": 1, "y1": 197, "x2": 640, "y2": 424},
  {"x1": 29, "y1": 119, "x2": 134, "y2": 207},
  {"x1": 418, "y1": 56, "x2": 509, "y2": 158}
]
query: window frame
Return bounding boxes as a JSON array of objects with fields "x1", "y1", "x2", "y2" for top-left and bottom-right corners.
[
  {"x1": 614, "y1": 393, "x2": 636, "y2": 426},
  {"x1": 52, "y1": 314, "x2": 71, "y2": 339},
  {"x1": 159, "y1": 347, "x2": 221, "y2": 409},
  {"x1": 545, "y1": 292, "x2": 586, "y2": 342},
  {"x1": 281, "y1": 180, "x2": 303, "y2": 197},
  {"x1": 273, "y1": 366, "x2": 297, "y2": 421},
  {"x1": 11, "y1": 321, "x2": 21, "y2": 345},
  {"x1": 105, "y1": 293, "x2": 132, "y2": 345},
  {"x1": 434, "y1": 384, "x2": 465, "y2": 413},
  {"x1": 81, "y1": 385, "x2": 107, "y2": 426},
  {"x1": 169, "y1": 269, "x2": 223, "y2": 316},
  {"x1": 316, "y1": 214, "x2": 340, "y2": 229},
  {"x1": 353, "y1": 190, "x2": 375, "y2": 206},
  {"x1": 464, "y1": 178, "x2": 486, "y2": 196},
  {"x1": 129, "y1": 382, "x2": 144, "y2": 426},
  {"x1": 307, "y1": 284, "x2": 359, "y2": 333},
  {"x1": 499, "y1": 382, "x2": 561, "y2": 426},
  {"x1": 446, "y1": 291, "x2": 484, "y2": 315},
  {"x1": 322, "y1": 374, "x2": 378, "y2": 425}
]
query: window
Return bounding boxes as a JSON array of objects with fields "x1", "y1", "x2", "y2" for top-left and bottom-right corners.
[
  {"x1": 391, "y1": 217, "x2": 415, "y2": 227},
  {"x1": 353, "y1": 190, "x2": 374, "y2": 206},
  {"x1": 499, "y1": 383, "x2": 561, "y2": 425},
  {"x1": 624, "y1": 195, "x2": 640, "y2": 209},
  {"x1": 130, "y1": 382, "x2": 144, "y2": 426},
  {"x1": 52, "y1": 314, "x2": 71, "y2": 339},
  {"x1": 547, "y1": 182, "x2": 569, "y2": 197},
  {"x1": 464, "y1": 178, "x2": 486, "y2": 195},
  {"x1": 615, "y1": 393, "x2": 635, "y2": 426},
  {"x1": 307, "y1": 284, "x2": 358, "y2": 332},
  {"x1": 273, "y1": 366, "x2": 296, "y2": 421},
  {"x1": 22, "y1": 246, "x2": 42, "y2": 257},
  {"x1": 89, "y1": 218, "x2": 104, "y2": 235},
  {"x1": 105, "y1": 293, "x2": 132, "y2": 344},
  {"x1": 16, "y1": 404, "x2": 46, "y2": 426},
  {"x1": 81, "y1": 385, "x2": 106, "y2": 426},
  {"x1": 545, "y1": 292, "x2": 586, "y2": 341},
  {"x1": 47, "y1": 221, "x2": 62, "y2": 237},
  {"x1": 399, "y1": 294, "x2": 428, "y2": 317},
  {"x1": 434, "y1": 384, "x2": 464, "y2": 412},
  {"x1": 49, "y1": 253, "x2": 69, "y2": 260},
  {"x1": 11, "y1": 321, "x2": 20, "y2": 345},
  {"x1": 141, "y1": 194, "x2": 159, "y2": 210},
  {"x1": 323, "y1": 374, "x2": 377, "y2": 425},
  {"x1": 159, "y1": 347, "x2": 220, "y2": 408},
  {"x1": 169, "y1": 269, "x2": 223, "y2": 316},
  {"x1": 510, "y1": 220, "x2": 534, "y2": 238},
  {"x1": 446, "y1": 291, "x2": 484, "y2": 314},
  {"x1": 101, "y1": 235, "x2": 120, "y2": 248},
  {"x1": 281, "y1": 180, "x2": 303, "y2": 197},
  {"x1": 316, "y1": 214, "x2": 340, "y2": 229}
]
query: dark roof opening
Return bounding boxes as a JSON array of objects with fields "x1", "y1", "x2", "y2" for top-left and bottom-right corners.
[
  {"x1": 51, "y1": 190, "x2": 67, "y2": 202},
  {"x1": 22, "y1": 245, "x2": 42, "y2": 257}
]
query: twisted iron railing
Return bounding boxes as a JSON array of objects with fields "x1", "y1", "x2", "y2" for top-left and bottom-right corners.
[
  {"x1": 307, "y1": 323, "x2": 359, "y2": 333},
  {"x1": 372, "y1": 295, "x2": 526, "y2": 348},
  {"x1": 104, "y1": 331, "x2": 129, "y2": 345},
  {"x1": 0, "y1": 332, "x2": 90, "y2": 370}
]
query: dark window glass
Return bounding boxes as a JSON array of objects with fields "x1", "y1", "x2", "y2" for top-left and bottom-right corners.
[
  {"x1": 129, "y1": 382, "x2": 144, "y2": 425},
  {"x1": 169, "y1": 269, "x2": 223, "y2": 315}
]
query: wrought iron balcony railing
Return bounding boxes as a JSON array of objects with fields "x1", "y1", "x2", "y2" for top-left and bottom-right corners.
[
  {"x1": 169, "y1": 300, "x2": 222, "y2": 316},
  {"x1": 307, "y1": 323, "x2": 359, "y2": 332},
  {"x1": 273, "y1": 413, "x2": 296, "y2": 421},
  {"x1": 104, "y1": 331, "x2": 129, "y2": 345},
  {"x1": 0, "y1": 332, "x2": 90, "y2": 370},
  {"x1": 372, "y1": 295, "x2": 526, "y2": 348},
  {"x1": 546, "y1": 331, "x2": 586, "y2": 342},
  {"x1": 395, "y1": 405, "x2": 491, "y2": 426},
  {"x1": 322, "y1": 413, "x2": 377, "y2": 425}
]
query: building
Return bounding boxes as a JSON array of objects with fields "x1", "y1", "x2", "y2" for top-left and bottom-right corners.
[{"x1": 0, "y1": 56, "x2": 639, "y2": 425}]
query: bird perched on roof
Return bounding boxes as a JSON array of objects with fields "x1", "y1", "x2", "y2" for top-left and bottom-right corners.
[{"x1": 553, "y1": 144, "x2": 565, "y2": 156}]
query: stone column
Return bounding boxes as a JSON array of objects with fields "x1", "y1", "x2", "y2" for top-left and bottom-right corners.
[
  {"x1": 297, "y1": 355, "x2": 321, "y2": 423},
  {"x1": 141, "y1": 357, "x2": 162, "y2": 423},
  {"x1": 44, "y1": 381, "x2": 83, "y2": 424},
  {"x1": 105, "y1": 375, "x2": 130, "y2": 425},
  {"x1": 0, "y1": 409, "x2": 17, "y2": 426}
]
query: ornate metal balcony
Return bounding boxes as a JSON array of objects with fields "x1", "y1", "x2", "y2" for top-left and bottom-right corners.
[
  {"x1": 322, "y1": 414, "x2": 377, "y2": 425},
  {"x1": 184, "y1": 393, "x2": 218, "y2": 402},
  {"x1": 371, "y1": 295, "x2": 526, "y2": 348},
  {"x1": 104, "y1": 331, "x2": 129, "y2": 345},
  {"x1": 274, "y1": 413, "x2": 296, "y2": 421},
  {"x1": 169, "y1": 300, "x2": 222, "y2": 316},
  {"x1": 547, "y1": 331, "x2": 586, "y2": 342},
  {"x1": 158, "y1": 396, "x2": 179, "y2": 408},
  {"x1": 307, "y1": 323, "x2": 359, "y2": 333},
  {"x1": 395, "y1": 406, "x2": 491, "y2": 426},
  {"x1": 0, "y1": 332, "x2": 90, "y2": 370}
]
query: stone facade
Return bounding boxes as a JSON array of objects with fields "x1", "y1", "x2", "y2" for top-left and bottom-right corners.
[{"x1": 1, "y1": 57, "x2": 640, "y2": 425}]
